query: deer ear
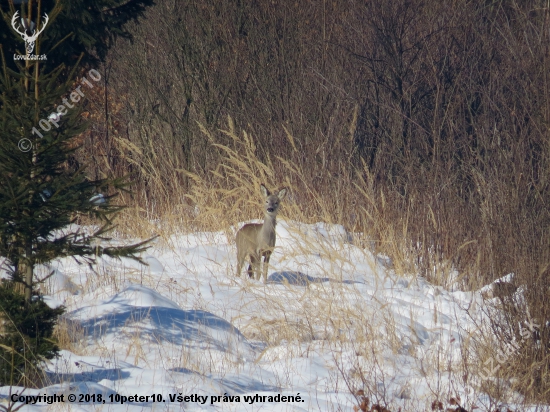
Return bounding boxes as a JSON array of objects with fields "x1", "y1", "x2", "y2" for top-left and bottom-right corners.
[
  {"x1": 260, "y1": 184, "x2": 269, "y2": 197},
  {"x1": 277, "y1": 188, "x2": 287, "y2": 200}
]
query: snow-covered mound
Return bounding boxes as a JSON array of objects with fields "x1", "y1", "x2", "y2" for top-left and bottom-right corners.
[
  {"x1": 0, "y1": 220, "x2": 539, "y2": 411},
  {"x1": 68, "y1": 284, "x2": 254, "y2": 362}
]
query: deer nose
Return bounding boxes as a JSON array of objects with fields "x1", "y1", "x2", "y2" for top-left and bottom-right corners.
[{"x1": 267, "y1": 207, "x2": 274, "y2": 213}]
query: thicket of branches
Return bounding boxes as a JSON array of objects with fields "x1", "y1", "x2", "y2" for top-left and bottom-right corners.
[{"x1": 79, "y1": 0, "x2": 549, "y2": 402}]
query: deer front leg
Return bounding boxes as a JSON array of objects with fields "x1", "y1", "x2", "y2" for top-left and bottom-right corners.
[
  {"x1": 261, "y1": 250, "x2": 272, "y2": 283},
  {"x1": 248, "y1": 254, "x2": 261, "y2": 279}
]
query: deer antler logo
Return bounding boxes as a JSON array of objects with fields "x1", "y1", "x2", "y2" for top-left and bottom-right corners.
[{"x1": 11, "y1": 11, "x2": 49, "y2": 55}]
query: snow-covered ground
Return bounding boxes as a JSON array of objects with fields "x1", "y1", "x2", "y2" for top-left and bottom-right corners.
[{"x1": 0, "y1": 221, "x2": 539, "y2": 411}]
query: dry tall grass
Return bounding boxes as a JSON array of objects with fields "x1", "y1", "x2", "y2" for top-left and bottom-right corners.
[
  {"x1": 66, "y1": 0, "x2": 550, "y2": 404},
  {"x1": 83, "y1": 111, "x2": 550, "y2": 406}
]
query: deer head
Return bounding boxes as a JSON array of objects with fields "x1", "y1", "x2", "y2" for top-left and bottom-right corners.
[{"x1": 11, "y1": 11, "x2": 49, "y2": 55}]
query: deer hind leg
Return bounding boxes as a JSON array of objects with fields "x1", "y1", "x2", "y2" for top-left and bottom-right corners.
[
  {"x1": 236, "y1": 255, "x2": 244, "y2": 278},
  {"x1": 236, "y1": 246, "x2": 245, "y2": 278},
  {"x1": 261, "y1": 250, "x2": 272, "y2": 283}
]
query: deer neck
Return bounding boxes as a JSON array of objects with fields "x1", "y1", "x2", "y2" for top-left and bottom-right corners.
[
  {"x1": 260, "y1": 213, "x2": 277, "y2": 244},
  {"x1": 262, "y1": 213, "x2": 277, "y2": 230}
]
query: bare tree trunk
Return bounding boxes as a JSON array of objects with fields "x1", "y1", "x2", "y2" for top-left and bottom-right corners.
[{"x1": 24, "y1": 248, "x2": 33, "y2": 303}]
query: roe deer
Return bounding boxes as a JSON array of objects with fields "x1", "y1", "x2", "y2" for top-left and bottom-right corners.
[{"x1": 236, "y1": 184, "x2": 287, "y2": 283}]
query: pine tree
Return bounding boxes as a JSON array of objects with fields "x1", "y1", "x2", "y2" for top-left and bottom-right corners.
[
  {"x1": 0, "y1": 0, "x2": 153, "y2": 386},
  {"x1": 0, "y1": 285, "x2": 65, "y2": 387},
  {"x1": 0, "y1": 60, "x2": 151, "y2": 302}
]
